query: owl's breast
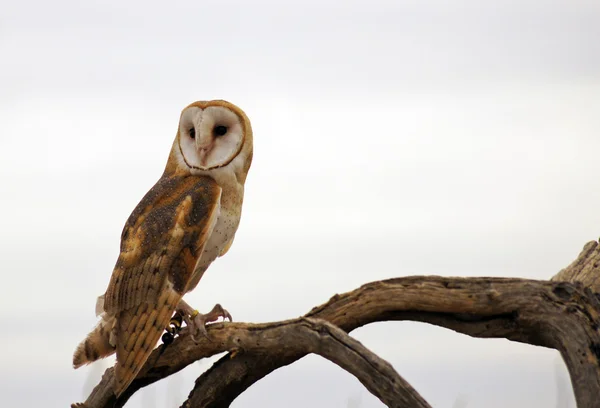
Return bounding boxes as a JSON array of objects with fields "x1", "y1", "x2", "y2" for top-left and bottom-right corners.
[{"x1": 186, "y1": 205, "x2": 241, "y2": 292}]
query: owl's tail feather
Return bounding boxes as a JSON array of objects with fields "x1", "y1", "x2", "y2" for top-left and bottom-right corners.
[{"x1": 73, "y1": 315, "x2": 117, "y2": 368}]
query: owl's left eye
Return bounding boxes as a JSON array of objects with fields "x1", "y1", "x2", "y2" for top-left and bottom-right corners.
[
  {"x1": 189, "y1": 128, "x2": 195, "y2": 139},
  {"x1": 214, "y1": 125, "x2": 228, "y2": 136}
]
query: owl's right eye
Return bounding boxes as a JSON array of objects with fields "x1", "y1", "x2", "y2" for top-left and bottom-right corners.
[{"x1": 189, "y1": 128, "x2": 195, "y2": 139}]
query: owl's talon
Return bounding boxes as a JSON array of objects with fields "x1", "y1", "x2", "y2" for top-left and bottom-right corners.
[
  {"x1": 181, "y1": 303, "x2": 232, "y2": 342},
  {"x1": 190, "y1": 323, "x2": 210, "y2": 343}
]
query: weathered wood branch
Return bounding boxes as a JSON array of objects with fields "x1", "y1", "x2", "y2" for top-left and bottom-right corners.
[
  {"x1": 182, "y1": 318, "x2": 431, "y2": 408},
  {"x1": 183, "y1": 278, "x2": 600, "y2": 407},
  {"x1": 74, "y1": 240, "x2": 600, "y2": 408},
  {"x1": 552, "y1": 240, "x2": 600, "y2": 290},
  {"x1": 73, "y1": 316, "x2": 430, "y2": 408}
]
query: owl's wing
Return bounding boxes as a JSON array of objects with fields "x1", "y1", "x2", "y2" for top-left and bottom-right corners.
[{"x1": 102, "y1": 175, "x2": 222, "y2": 397}]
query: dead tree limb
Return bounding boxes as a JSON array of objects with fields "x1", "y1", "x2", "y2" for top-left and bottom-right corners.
[
  {"x1": 73, "y1": 317, "x2": 431, "y2": 408},
  {"x1": 73, "y1": 240, "x2": 600, "y2": 408},
  {"x1": 182, "y1": 318, "x2": 431, "y2": 408},
  {"x1": 552, "y1": 240, "x2": 600, "y2": 290}
]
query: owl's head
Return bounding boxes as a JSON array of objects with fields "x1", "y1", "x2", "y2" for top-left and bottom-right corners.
[{"x1": 165, "y1": 100, "x2": 253, "y2": 183}]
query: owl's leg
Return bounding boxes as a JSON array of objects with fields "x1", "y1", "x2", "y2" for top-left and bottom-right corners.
[{"x1": 177, "y1": 299, "x2": 232, "y2": 342}]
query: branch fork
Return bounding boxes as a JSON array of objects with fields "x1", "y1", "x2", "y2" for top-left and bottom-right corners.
[{"x1": 73, "y1": 240, "x2": 600, "y2": 408}]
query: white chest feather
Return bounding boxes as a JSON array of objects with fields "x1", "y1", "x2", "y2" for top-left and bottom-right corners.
[
  {"x1": 204, "y1": 207, "x2": 239, "y2": 265},
  {"x1": 185, "y1": 160, "x2": 245, "y2": 293},
  {"x1": 186, "y1": 206, "x2": 240, "y2": 292}
]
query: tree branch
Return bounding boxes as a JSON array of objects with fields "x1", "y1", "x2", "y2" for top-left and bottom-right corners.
[
  {"x1": 182, "y1": 318, "x2": 430, "y2": 408},
  {"x1": 182, "y1": 277, "x2": 600, "y2": 408},
  {"x1": 73, "y1": 241, "x2": 600, "y2": 408},
  {"x1": 552, "y1": 240, "x2": 600, "y2": 290},
  {"x1": 73, "y1": 316, "x2": 431, "y2": 408}
]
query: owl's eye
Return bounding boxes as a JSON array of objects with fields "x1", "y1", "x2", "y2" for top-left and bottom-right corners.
[
  {"x1": 214, "y1": 125, "x2": 228, "y2": 136},
  {"x1": 189, "y1": 128, "x2": 195, "y2": 139}
]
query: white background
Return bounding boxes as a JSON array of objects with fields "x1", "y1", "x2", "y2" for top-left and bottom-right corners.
[{"x1": 1, "y1": 1, "x2": 599, "y2": 407}]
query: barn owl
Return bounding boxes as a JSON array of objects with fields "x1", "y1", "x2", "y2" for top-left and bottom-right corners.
[{"x1": 72, "y1": 100, "x2": 253, "y2": 398}]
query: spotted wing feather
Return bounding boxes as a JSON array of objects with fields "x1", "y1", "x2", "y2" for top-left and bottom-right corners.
[{"x1": 101, "y1": 175, "x2": 221, "y2": 397}]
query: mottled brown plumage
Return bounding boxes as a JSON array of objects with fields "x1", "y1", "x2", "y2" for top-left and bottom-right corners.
[{"x1": 73, "y1": 100, "x2": 253, "y2": 397}]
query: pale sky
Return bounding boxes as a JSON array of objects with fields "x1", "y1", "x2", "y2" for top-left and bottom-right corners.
[{"x1": 1, "y1": 0, "x2": 599, "y2": 407}]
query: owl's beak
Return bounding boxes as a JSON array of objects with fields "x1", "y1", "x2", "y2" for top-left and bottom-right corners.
[
  {"x1": 195, "y1": 133, "x2": 213, "y2": 165},
  {"x1": 195, "y1": 133, "x2": 213, "y2": 153}
]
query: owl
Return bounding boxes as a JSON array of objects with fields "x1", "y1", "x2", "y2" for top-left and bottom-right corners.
[{"x1": 72, "y1": 100, "x2": 253, "y2": 398}]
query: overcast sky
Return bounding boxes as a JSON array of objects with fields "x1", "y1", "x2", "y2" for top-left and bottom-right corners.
[{"x1": 1, "y1": 0, "x2": 599, "y2": 407}]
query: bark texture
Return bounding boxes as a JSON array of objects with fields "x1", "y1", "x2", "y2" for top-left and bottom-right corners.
[
  {"x1": 72, "y1": 240, "x2": 600, "y2": 408},
  {"x1": 552, "y1": 240, "x2": 600, "y2": 290}
]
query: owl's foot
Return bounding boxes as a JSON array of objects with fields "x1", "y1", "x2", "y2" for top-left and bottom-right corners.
[
  {"x1": 191, "y1": 304, "x2": 233, "y2": 342},
  {"x1": 177, "y1": 300, "x2": 232, "y2": 342}
]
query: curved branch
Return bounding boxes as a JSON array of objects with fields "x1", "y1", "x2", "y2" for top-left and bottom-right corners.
[
  {"x1": 74, "y1": 280, "x2": 600, "y2": 407},
  {"x1": 182, "y1": 318, "x2": 430, "y2": 408},
  {"x1": 185, "y1": 278, "x2": 600, "y2": 407},
  {"x1": 73, "y1": 240, "x2": 600, "y2": 408},
  {"x1": 73, "y1": 316, "x2": 430, "y2": 408}
]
